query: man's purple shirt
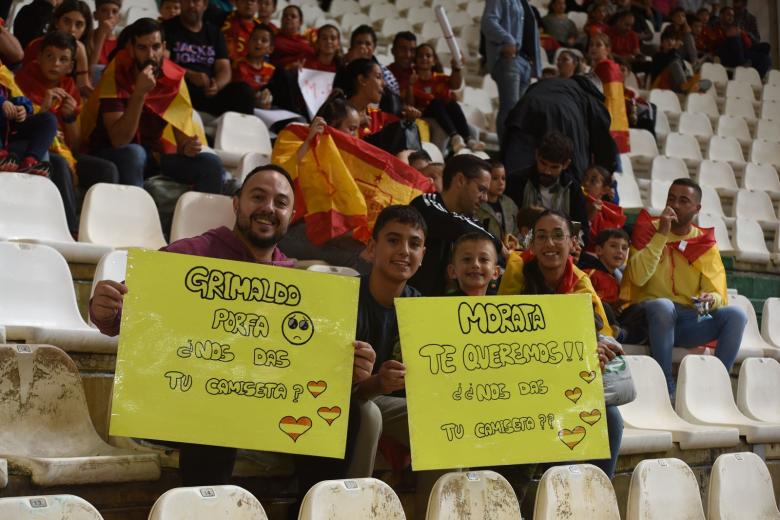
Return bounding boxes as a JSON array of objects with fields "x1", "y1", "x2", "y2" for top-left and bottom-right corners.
[{"x1": 91, "y1": 226, "x2": 295, "y2": 336}]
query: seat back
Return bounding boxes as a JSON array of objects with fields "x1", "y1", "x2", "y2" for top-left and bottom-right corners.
[
  {"x1": 0, "y1": 242, "x2": 88, "y2": 330},
  {"x1": 426, "y1": 470, "x2": 521, "y2": 520},
  {"x1": 760, "y1": 100, "x2": 780, "y2": 121},
  {"x1": 762, "y1": 297, "x2": 780, "y2": 348},
  {"x1": 649, "y1": 180, "x2": 673, "y2": 211},
  {"x1": 763, "y1": 84, "x2": 780, "y2": 102},
  {"x1": 649, "y1": 89, "x2": 682, "y2": 115},
  {"x1": 737, "y1": 358, "x2": 780, "y2": 423},
  {"x1": 733, "y1": 66, "x2": 762, "y2": 88},
  {"x1": 0, "y1": 173, "x2": 74, "y2": 242},
  {"x1": 697, "y1": 213, "x2": 734, "y2": 254},
  {"x1": 664, "y1": 133, "x2": 702, "y2": 161},
  {"x1": 651, "y1": 156, "x2": 689, "y2": 182},
  {"x1": 628, "y1": 128, "x2": 659, "y2": 158},
  {"x1": 533, "y1": 464, "x2": 620, "y2": 520},
  {"x1": 751, "y1": 139, "x2": 780, "y2": 169},
  {"x1": 744, "y1": 163, "x2": 780, "y2": 192},
  {"x1": 149, "y1": 485, "x2": 267, "y2": 520},
  {"x1": 626, "y1": 458, "x2": 705, "y2": 520},
  {"x1": 700, "y1": 63, "x2": 728, "y2": 88},
  {"x1": 0, "y1": 344, "x2": 106, "y2": 457},
  {"x1": 298, "y1": 478, "x2": 406, "y2": 520},
  {"x1": 679, "y1": 112, "x2": 713, "y2": 138},
  {"x1": 700, "y1": 184, "x2": 727, "y2": 217},
  {"x1": 725, "y1": 80, "x2": 756, "y2": 101},
  {"x1": 730, "y1": 293, "x2": 772, "y2": 351},
  {"x1": 215, "y1": 112, "x2": 272, "y2": 158},
  {"x1": 619, "y1": 355, "x2": 679, "y2": 420},
  {"x1": 717, "y1": 115, "x2": 751, "y2": 142},
  {"x1": 615, "y1": 170, "x2": 643, "y2": 210},
  {"x1": 421, "y1": 141, "x2": 444, "y2": 163},
  {"x1": 170, "y1": 192, "x2": 236, "y2": 242},
  {"x1": 724, "y1": 96, "x2": 756, "y2": 121},
  {"x1": 79, "y1": 183, "x2": 167, "y2": 249},
  {"x1": 686, "y1": 93, "x2": 720, "y2": 118},
  {"x1": 0, "y1": 495, "x2": 103, "y2": 519},
  {"x1": 707, "y1": 452, "x2": 780, "y2": 520},
  {"x1": 698, "y1": 160, "x2": 738, "y2": 191},
  {"x1": 734, "y1": 189, "x2": 778, "y2": 222},
  {"x1": 756, "y1": 118, "x2": 780, "y2": 143},
  {"x1": 734, "y1": 217, "x2": 771, "y2": 257},
  {"x1": 708, "y1": 135, "x2": 745, "y2": 164},
  {"x1": 676, "y1": 356, "x2": 741, "y2": 422}
]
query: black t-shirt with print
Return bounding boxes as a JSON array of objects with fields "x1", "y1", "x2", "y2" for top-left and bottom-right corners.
[{"x1": 163, "y1": 16, "x2": 228, "y2": 78}]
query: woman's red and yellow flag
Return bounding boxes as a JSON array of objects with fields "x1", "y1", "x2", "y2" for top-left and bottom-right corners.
[{"x1": 272, "y1": 124, "x2": 435, "y2": 245}]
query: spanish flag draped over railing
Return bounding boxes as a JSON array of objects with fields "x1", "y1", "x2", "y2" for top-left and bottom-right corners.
[
  {"x1": 80, "y1": 49, "x2": 205, "y2": 154},
  {"x1": 272, "y1": 124, "x2": 435, "y2": 245}
]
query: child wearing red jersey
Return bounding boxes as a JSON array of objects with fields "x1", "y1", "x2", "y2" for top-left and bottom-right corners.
[
  {"x1": 232, "y1": 23, "x2": 275, "y2": 108},
  {"x1": 222, "y1": 0, "x2": 261, "y2": 61},
  {"x1": 581, "y1": 165, "x2": 626, "y2": 253},
  {"x1": 406, "y1": 43, "x2": 482, "y2": 153}
]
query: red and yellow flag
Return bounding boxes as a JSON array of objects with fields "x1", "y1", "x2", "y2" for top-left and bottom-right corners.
[
  {"x1": 594, "y1": 60, "x2": 630, "y2": 153},
  {"x1": 80, "y1": 49, "x2": 205, "y2": 154},
  {"x1": 272, "y1": 124, "x2": 435, "y2": 245}
]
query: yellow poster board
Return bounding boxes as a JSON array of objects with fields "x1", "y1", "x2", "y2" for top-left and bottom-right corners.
[
  {"x1": 397, "y1": 294, "x2": 609, "y2": 471},
  {"x1": 110, "y1": 249, "x2": 359, "y2": 459}
]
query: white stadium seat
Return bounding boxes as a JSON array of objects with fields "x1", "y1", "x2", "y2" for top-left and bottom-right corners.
[
  {"x1": 700, "y1": 63, "x2": 728, "y2": 92},
  {"x1": 756, "y1": 118, "x2": 780, "y2": 143},
  {"x1": 533, "y1": 465, "x2": 620, "y2": 520},
  {"x1": 664, "y1": 133, "x2": 702, "y2": 168},
  {"x1": 214, "y1": 112, "x2": 273, "y2": 168},
  {"x1": 678, "y1": 111, "x2": 713, "y2": 141},
  {"x1": 0, "y1": 173, "x2": 113, "y2": 264},
  {"x1": 716, "y1": 115, "x2": 751, "y2": 149},
  {"x1": 707, "y1": 452, "x2": 780, "y2": 520},
  {"x1": 676, "y1": 355, "x2": 780, "y2": 444},
  {"x1": 79, "y1": 183, "x2": 167, "y2": 250},
  {"x1": 697, "y1": 212, "x2": 735, "y2": 256},
  {"x1": 761, "y1": 297, "x2": 780, "y2": 348},
  {"x1": 698, "y1": 160, "x2": 738, "y2": 196},
  {"x1": 650, "y1": 156, "x2": 688, "y2": 182},
  {"x1": 0, "y1": 344, "x2": 160, "y2": 486},
  {"x1": 724, "y1": 97, "x2": 757, "y2": 125},
  {"x1": 627, "y1": 129, "x2": 659, "y2": 175},
  {"x1": 733, "y1": 189, "x2": 778, "y2": 226},
  {"x1": 649, "y1": 89, "x2": 682, "y2": 117},
  {"x1": 649, "y1": 180, "x2": 672, "y2": 212},
  {"x1": 618, "y1": 428, "x2": 674, "y2": 455},
  {"x1": 729, "y1": 294, "x2": 779, "y2": 359},
  {"x1": 751, "y1": 139, "x2": 780, "y2": 169},
  {"x1": 733, "y1": 66, "x2": 763, "y2": 92},
  {"x1": 298, "y1": 478, "x2": 405, "y2": 520},
  {"x1": 170, "y1": 192, "x2": 236, "y2": 243},
  {"x1": 760, "y1": 99, "x2": 780, "y2": 121},
  {"x1": 734, "y1": 217, "x2": 772, "y2": 265},
  {"x1": 0, "y1": 242, "x2": 117, "y2": 352},
  {"x1": 700, "y1": 185, "x2": 731, "y2": 223},
  {"x1": 426, "y1": 471, "x2": 521, "y2": 520},
  {"x1": 708, "y1": 135, "x2": 746, "y2": 167},
  {"x1": 685, "y1": 92, "x2": 720, "y2": 121},
  {"x1": 0, "y1": 495, "x2": 103, "y2": 519},
  {"x1": 725, "y1": 80, "x2": 757, "y2": 102},
  {"x1": 619, "y1": 356, "x2": 739, "y2": 449},
  {"x1": 743, "y1": 162, "x2": 780, "y2": 196},
  {"x1": 737, "y1": 358, "x2": 780, "y2": 422},
  {"x1": 149, "y1": 485, "x2": 267, "y2": 520},
  {"x1": 626, "y1": 458, "x2": 705, "y2": 520}
]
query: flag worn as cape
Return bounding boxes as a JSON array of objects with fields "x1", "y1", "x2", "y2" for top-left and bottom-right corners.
[
  {"x1": 80, "y1": 49, "x2": 205, "y2": 154},
  {"x1": 625, "y1": 209, "x2": 725, "y2": 301},
  {"x1": 15, "y1": 60, "x2": 79, "y2": 176},
  {"x1": 585, "y1": 192, "x2": 627, "y2": 250},
  {"x1": 272, "y1": 123, "x2": 435, "y2": 245},
  {"x1": 594, "y1": 60, "x2": 630, "y2": 153}
]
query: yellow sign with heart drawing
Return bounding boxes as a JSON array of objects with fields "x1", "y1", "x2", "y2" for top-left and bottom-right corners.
[
  {"x1": 396, "y1": 294, "x2": 610, "y2": 471},
  {"x1": 110, "y1": 249, "x2": 358, "y2": 458}
]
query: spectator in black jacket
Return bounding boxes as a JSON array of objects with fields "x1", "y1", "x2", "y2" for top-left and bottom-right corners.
[
  {"x1": 502, "y1": 76, "x2": 617, "y2": 186},
  {"x1": 409, "y1": 154, "x2": 502, "y2": 296}
]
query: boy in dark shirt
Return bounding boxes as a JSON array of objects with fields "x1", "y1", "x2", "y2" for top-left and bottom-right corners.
[{"x1": 355, "y1": 204, "x2": 426, "y2": 449}]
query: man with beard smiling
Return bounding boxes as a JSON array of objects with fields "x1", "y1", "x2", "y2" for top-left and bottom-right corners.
[
  {"x1": 90, "y1": 165, "x2": 380, "y2": 508},
  {"x1": 84, "y1": 17, "x2": 224, "y2": 192},
  {"x1": 509, "y1": 131, "x2": 589, "y2": 247}
]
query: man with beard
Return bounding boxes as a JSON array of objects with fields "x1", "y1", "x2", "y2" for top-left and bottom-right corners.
[
  {"x1": 508, "y1": 131, "x2": 589, "y2": 247},
  {"x1": 163, "y1": 0, "x2": 254, "y2": 115},
  {"x1": 90, "y1": 165, "x2": 380, "y2": 514},
  {"x1": 621, "y1": 178, "x2": 747, "y2": 397},
  {"x1": 83, "y1": 17, "x2": 224, "y2": 192}
]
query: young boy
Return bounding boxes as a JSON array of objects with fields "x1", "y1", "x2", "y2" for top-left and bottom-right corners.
[
  {"x1": 581, "y1": 165, "x2": 625, "y2": 252},
  {"x1": 354, "y1": 204, "x2": 426, "y2": 469},
  {"x1": 256, "y1": 0, "x2": 277, "y2": 31},
  {"x1": 92, "y1": 0, "x2": 121, "y2": 66},
  {"x1": 477, "y1": 159, "x2": 519, "y2": 241},
  {"x1": 222, "y1": 0, "x2": 261, "y2": 61},
  {"x1": 232, "y1": 24, "x2": 275, "y2": 109},
  {"x1": 159, "y1": 0, "x2": 181, "y2": 21},
  {"x1": 447, "y1": 232, "x2": 499, "y2": 296}
]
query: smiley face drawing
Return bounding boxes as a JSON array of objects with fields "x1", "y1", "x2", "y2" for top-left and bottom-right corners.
[{"x1": 282, "y1": 311, "x2": 314, "y2": 345}]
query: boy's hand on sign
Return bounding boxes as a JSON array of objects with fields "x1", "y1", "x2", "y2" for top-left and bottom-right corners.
[
  {"x1": 91, "y1": 280, "x2": 128, "y2": 322},
  {"x1": 352, "y1": 341, "x2": 376, "y2": 383},
  {"x1": 378, "y1": 360, "x2": 405, "y2": 393}
]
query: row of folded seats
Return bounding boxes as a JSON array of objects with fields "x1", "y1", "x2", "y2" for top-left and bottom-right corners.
[
  {"x1": 1, "y1": 341, "x2": 779, "y2": 498},
  {"x1": 1, "y1": 454, "x2": 778, "y2": 519}
]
